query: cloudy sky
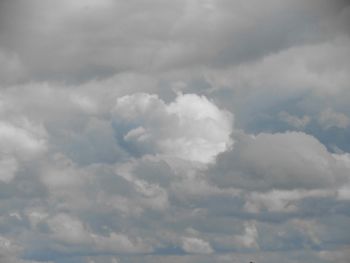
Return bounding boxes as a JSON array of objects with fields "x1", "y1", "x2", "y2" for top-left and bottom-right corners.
[{"x1": 0, "y1": 0, "x2": 350, "y2": 262}]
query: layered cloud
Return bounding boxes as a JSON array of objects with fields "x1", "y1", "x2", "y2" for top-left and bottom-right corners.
[{"x1": 0, "y1": 0, "x2": 349, "y2": 263}]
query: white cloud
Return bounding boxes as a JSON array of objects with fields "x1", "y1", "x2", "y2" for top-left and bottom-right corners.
[
  {"x1": 113, "y1": 93, "x2": 233, "y2": 164},
  {"x1": 205, "y1": 36, "x2": 350, "y2": 97},
  {"x1": 181, "y1": 237, "x2": 213, "y2": 254},
  {"x1": 47, "y1": 213, "x2": 153, "y2": 253},
  {"x1": 233, "y1": 222, "x2": 259, "y2": 249},
  {"x1": 0, "y1": 1, "x2": 349, "y2": 262},
  {"x1": 213, "y1": 221, "x2": 259, "y2": 250},
  {"x1": 117, "y1": 166, "x2": 169, "y2": 211},
  {"x1": 93, "y1": 232, "x2": 152, "y2": 254},
  {"x1": 47, "y1": 213, "x2": 91, "y2": 246},
  {"x1": 0, "y1": 121, "x2": 46, "y2": 158}
]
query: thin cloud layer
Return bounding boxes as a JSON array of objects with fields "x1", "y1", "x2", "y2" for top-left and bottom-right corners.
[{"x1": 0, "y1": 1, "x2": 349, "y2": 263}]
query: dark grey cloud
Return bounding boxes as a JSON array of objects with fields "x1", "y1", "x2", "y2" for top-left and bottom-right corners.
[{"x1": 0, "y1": 0, "x2": 347, "y2": 84}]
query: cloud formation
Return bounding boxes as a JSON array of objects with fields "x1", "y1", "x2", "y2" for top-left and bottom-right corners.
[
  {"x1": 113, "y1": 93, "x2": 233, "y2": 163},
  {"x1": 0, "y1": 0, "x2": 349, "y2": 263}
]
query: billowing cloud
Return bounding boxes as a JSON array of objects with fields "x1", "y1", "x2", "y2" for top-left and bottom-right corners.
[
  {"x1": 181, "y1": 237, "x2": 213, "y2": 254},
  {"x1": 210, "y1": 131, "x2": 349, "y2": 191},
  {"x1": 113, "y1": 93, "x2": 233, "y2": 164},
  {"x1": 0, "y1": 0, "x2": 349, "y2": 262},
  {"x1": 0, "y1": 121, "x2": 46, "y2": 158}
]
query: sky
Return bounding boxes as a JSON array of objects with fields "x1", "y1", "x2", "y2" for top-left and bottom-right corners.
[{"x1": 0, "y1": 0, "x2": 350, "y2": 262}]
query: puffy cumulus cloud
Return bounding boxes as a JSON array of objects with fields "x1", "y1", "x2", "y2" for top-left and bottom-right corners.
[
  {"x1": 0, "y1": 115, "x2": 47, "y2": 190},
  {"x1": 181, "y1": 237, "x2": 213, "y2": 254},
  {"x1": 46, "y1": 213, "x2": 152, "y2": 254},
  {"x1": 46, "y1": 213, "x2": 91, "y2": 246},
  {"x1": 13, "y1": 162, "x2": 160, "y2": 260},
  {"x1": 206, "y1": 130, "x2": 350, "y2": 238},
  {"x1": 113, "y1": 93, "x2": 233, "y2": 164},
  {"x1": 0, "y1": 121, "x2": 47, "y2": 158},
  {"x1": 213, "y1": 221, "x2": 259, "y2": 250},
  {"x1": 233, "y1": 222, "x2": 259, "y2": 249},
  {"x1": 0, "y1": 0, "x2": 349, "y2": 263},
  {"x1": 0, "y1": 81, "x2": 133, "y2": 165},
  {"x1": 210, "y1": 131, "x2": 349, "y2": 191},
  {"x1": 334, "y1": 153, "x2": 350, "y2": 200}
]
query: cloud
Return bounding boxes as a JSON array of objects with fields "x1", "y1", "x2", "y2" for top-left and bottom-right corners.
[
  {"x1": 113, "y1": 93, "x2": 233, "y2": 164},
  {"x1": 278, "y1": 111, "x2": 310, "y2": 129},
  {"x1": 0, "y1": 157, "x2": 18, "y2": 183},
  {"x1": 0, "y1": 121, "x2": 47, "y2": 158},
  {"x1": 46, "y1": 213, "x2": 152, "y2": 254},
  {"x1": 0, "y1": 118, "x2": 47, "y2": 185},
  {"x1": 0, "y1": 1, "x2": 349, "y2": 262},
  {"x1": 0, "y1": 49, "x2": 24, "y2": 85},
  {"x1": 210, "y1": 131, "x2": 348, "y2": 191},
  {"x1": 205, "y1": 36, "x2": 350, "y2": 97},
  {"x1": 233, "y1": 222, "x2": 259, "y2": 248},
  {"x1": 181, "y1": 237, "x2": 213, "y2": 254},
  {"x1": 244, "y1": 189, "x2": 333, "y2": 213},
  {"x1": 0, "y1": 0, "x2": 344, "y2": 84},
  {"x1": 318, "y1": 246, "x2": 350, "y2": 263},
  {"x1": 318, "y1": 108, "x2": 350, "y2": 130}
]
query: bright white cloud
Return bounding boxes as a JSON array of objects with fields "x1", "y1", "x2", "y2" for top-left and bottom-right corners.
[{"x1": 113, "y1": 93, "x2": 233, "y2": 164}]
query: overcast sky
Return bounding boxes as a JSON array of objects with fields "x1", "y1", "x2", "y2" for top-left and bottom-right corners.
[{"x1": 0, "y1": 1, "x2": 350, "y2": 263}]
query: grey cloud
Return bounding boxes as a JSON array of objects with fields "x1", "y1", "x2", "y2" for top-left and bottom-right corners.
[
  {"x1": 209, "y1": 131, "x2": 349, "y2": 191},
  {"x1": 318, "y1": 108, "x2": 350, "y2": 130},
  {"x1": 0, "y1": 0, "x2": 346, "y2": 84},
  {"x1": 278, "y1": 111, "x2": 310, "y2": 129},
  {"x1": 0, "y1": 1, "x2": 350, "y2": 262}
]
